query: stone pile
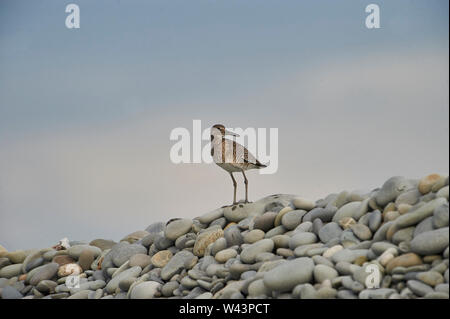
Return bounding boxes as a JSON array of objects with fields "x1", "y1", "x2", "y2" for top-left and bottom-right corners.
[{"x1": 0, "y1": 174, "x2": 448, "y2": 299}]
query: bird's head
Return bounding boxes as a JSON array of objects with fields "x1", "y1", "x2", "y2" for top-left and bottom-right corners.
[{"x1": 211, "y1": 124, "x2": 239, "y2": 137}]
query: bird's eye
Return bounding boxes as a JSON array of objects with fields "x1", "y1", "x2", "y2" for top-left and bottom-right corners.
[{"x1": 210, "y1": 135, "x2": 214, "y2": 140}]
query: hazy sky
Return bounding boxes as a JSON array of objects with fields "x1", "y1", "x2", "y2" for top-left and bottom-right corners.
[{"x1": 0, "y1": 0, "x2": 448, "y2": 250}]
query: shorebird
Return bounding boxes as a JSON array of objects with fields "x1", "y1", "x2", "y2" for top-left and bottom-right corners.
[{"x1": 210, "y1": 124, "x2": 267, "y2": 205}]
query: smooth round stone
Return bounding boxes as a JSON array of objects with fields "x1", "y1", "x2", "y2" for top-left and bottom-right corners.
[
  {"x1": 210, "y1": 217, "x2": 227, "y2": 229},
  {"x1": 314, "y1": 264, "x2": 338, "y2": 283},
  {"x1": 263, "y1": 257, "x2": 314, "y2": 292},
  {"x1": 375, "y1": 176, "x2": 416, "y2": 207},
  {"x1": 105, "y1": 266, "x2": 142, "y2": 293},
  {"x1": 304, "y1": 207, "x2": 337, "y2": 223},
  {"x1": 436, "y1": 186, "x2": 449, "y2": 199},
  {"x1": 89, "y1": 239, "x2": 116, "y2": 251},
  {"x1": 274, "y1": 207, "x2": 293, "y2": 227},
  {"x1": 52, "y1": 255, "x2": 75, "y2": 266},
  {"x1": 398, "y1": 204, "x2": 412, "y2": 215},
  {"x1": 271, "y1": 235, "x2": 290, "y2": 248},
  {"x1": 57, "y1": 263, "x2": 82, "y2": 277},
  {"x1": 145, "y1": 222, "x2": 166, "y2": 234},
  {"x1": 211, "y1": 237, "x2": 227, "y2": 256},
  {"x1": 265, "y1": 225, "x2": 286, "y2": 238},
  {"x1": 248, "y1": 279, "x2": 270, "y2": 297},
  {"x1": 22, "y1": 250, "x2": 45, "y2": 273},
  {"x1": 332, "y1": 201, "x2": 362, "y2": 223},
  {"x1": 0, "y1": 257, "x2": 10, "y2": 269},
  {"x1": 151, "y1": 250, "x2": 173, "y2": 268},
  {"x1": 154, "y1": 235, "x2": 173, "y2": 250},
  {"x1": 416, "y1": 271, "x2": 444, "y2": 287},
  {"x1": 161, "y1": 281, "x2": 179, "y2": 297},
  {"x1": 241, "y1": 239, "x2": 274, "y2": 264},
  {"x1": 323, "y1": 245, "x2": 344, "y2": 258},
  {"x1": 193, "y1": 227, "x2": 224, "y2": 257},
  {"x1": 197, "y1": 208, "x2": 224, "y2": 224},
  {"x1": 386, "y1": 253, "x2": 422, "y2": 273},
  {"x1": 410, "y1": 227, "x2": 449, "y2": 255},
  {"x1": 318, "y1": 222, "x2": 343, "y2": 243},
  {"x1": 164, "y1": 219, "x2": 193, "y2": 241},
  {"x1": 312, "y1": 255, "x2": 334, "y2": 267},
  {"x1": 30, "y1": 263, "x2": 59, "y2": 285},
  {"x1": 224, "y1": 225, "x2": 243, "y2": 246},
  {"x1": 276, "y1": 248, "x2": 294, "y2": 257},
  {"x1": 433, "y1": 203, "x2": 449, "y2": 228},
  {"x1": 0, "y1": 264, "x2": 23, "y2": 279},
  {"x1": 414, "y1": 217, "x2": 434, "y2": 237},
  {"x1": 331, "y1": 249, "x2": 369, "y2": 264},
  {"x1": 372, "y1": 221, "x2": 395, "y2": 242},
  {"x1": 67, "y1": 245, "x2": 101, "y2": 259},
  {"x1": 289, "y1": 232, "x2": 317, "y2": 249},
  {"x1": 371, "y1": 242, "x2": 398, "y2": 255},
  {"x1": 78, "y1": 250, "x2": 94, "y2": 271},
  {"x1": 129, "y1": 254, "x2": 152, "y2": 268},
  {"x1": 36, "y1": 280, "x2": 57, "y2": 293},
  {"x1": 338, "y1": 217, "x2": 356, "y2": 230},
  {"x1": 253, "y1": 212, "x2": 277, "y2": 232},
  {"x1": 435, "y1": 283, "x2": 449, "y2": 293},
  {"x1": 161, "y1": 251, "x2": 197, "y2": 280},
  {"x1": 110, "y1": 242, "x2": 147, "y2": 267},
  {"x1": 281, "y1": 210, "x2": 306, "y2": 230},
  {"x1": 6, "y1": 250, "x2": 27, "y2": 264},
  {"x1": 215, "y1": 249, "x2": 237, "y2": 263},
  {"x1": 395, "y1": 198, "x2": 447, "y2": 229},
  {"x1": 407, "y1": 280, "x2": 434, "y2": 297},
  {"x1": 359, "y1": 288, "x2": 396, "y2": 299},
  {"x1": 244, "y1": 229, "x2": 265, "y2": 244},
  {"x1": 292, "y1": 198, "x2": 315, "y2": 211},
  {"x1": 418, "y1": 174, "x2": 442, "y2": 194},
  {"x1": 312, "y1": 218, "x2": 323, "y2": 235},
  {"x1": 350, "y1": 224, "x2": 372, "y2": 241},
  {"x1": 129, "y1": 281, "x2": 161, "y2": 299},
  {"x1": 392, "y1": 227, "x2": 415, "y2": 245},
  {"x1": 67, "y1": 290, "x2": 90, "y2": 299},
  {"x1": 294, "y1": 221, "x2": 313, "y2": 233},
  {"x1": 395, "y1": 189, "x2": 421, "y2": 206},
  {"x1": 121, "y1": 230, "x2": 150, "y2": 244},
  {"x1": 1, "y1": 285, "x2": 23, "y2": 299}
]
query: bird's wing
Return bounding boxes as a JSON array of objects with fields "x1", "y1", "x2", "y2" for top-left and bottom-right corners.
[{"x1": 223, "y1": 138, "x2": 259, "y2": 164}]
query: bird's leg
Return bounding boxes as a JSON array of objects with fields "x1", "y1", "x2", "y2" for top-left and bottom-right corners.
[
  {"x1": 230, "y1": 172, "x2": 237, "y2": 205},
  {"x1": 242, "y1": 170, "x2": 249, "y2": 203}
]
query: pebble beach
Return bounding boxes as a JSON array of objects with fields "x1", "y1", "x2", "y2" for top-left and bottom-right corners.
[{"x1": 0, "y1": 174, "x2": 448, "y2": 299}]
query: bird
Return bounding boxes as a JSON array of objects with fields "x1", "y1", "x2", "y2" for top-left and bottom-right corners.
[{"x1": 210, "y1": 124, "x2": 267, "y2": 205}]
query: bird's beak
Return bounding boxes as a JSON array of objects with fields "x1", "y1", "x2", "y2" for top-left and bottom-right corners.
[{"x1": 224, "y1": 129, "x2": 239, "y2": 137}]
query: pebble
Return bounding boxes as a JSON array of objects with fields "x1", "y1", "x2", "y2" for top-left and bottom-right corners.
[
  {"x1": 0, "y1": 264, "x2": 23, "y2": 279},
  {"x1": 323, "y1": 245, "x2": 344, "y2": 258},
  {"x1": 292, "y1": 198, "x2": 315, "y2": 211},
  {"x1": 332, "y1": 201, "x2": 362, "y2": 223},
  {"x1": 211, "y1": 237, "x2": 228, "y2": 256},
  {"x1": 313, "y1": 264, "x2": 338, "y2": 283},
  {"x1": 52, "y1": 255, "x2": 75, "y2": 266},
  {"x1": 215, "y1": 249, "x2": 237, "y2": 263},
  {"x1": 129, "y1": 254, "x2": 152, "y2": 268},
  {"x1": 338, "y1": 217, "x2": 356, "y2": 230},
  {"x1": 224, "y1": 225, "x2": 243, "y2": 246},
  {"x1": 110, "y1": 242, "x2": 147, "y2": 267},
  {"x1": 1, "y1": 285, "x2": 23, "y2": 299},
  {"x1": 386, "y1": 253, "x2": 422, "y2": 273},
  {"x1": 253, "y1": 212, "x2": 277, "y2": 232},
  {"x1": 410, "y1": 227, "x2": 449, "y2": 255},
  {"x1": 416, "y1": 271, "x2": 444, "y2": 287},
  {"x1": 161, "y1": 251, "x2": 197, "y2": 280},
  {"x1": 67, "y1": 245, "x2": 101, "y2": 259},
  {"x1": 281, "y1": 210, "x2": 305, "y2": 230},
  {"x1": 350, "y1": 224, "x2": 372, "y2": 240},
  {"x1": 197, "y1": 208, "x2": 224, "y2": 224},
  {"x1": 130, "y1": 281, "x2": 161, "y2": 299},
  {"x1": 432, "y1": 203, "x2": 449, "y2": 228},
  {"x1": 391, "y1": 227, "x2": 415, "y2": 245},
  {"x1": 418, "y1": 174, "x2": 442, "y2": 194},
  {"x1": 375, "y1": 176, "x2": 416, "y2": 207},
  {"x1": 151, "y1": 250, "x2": 173, "y2": 268},
  {"x1": 57, "y1": 263, "x2": 83, "y2": 277},
  {"x1": 331, "y1": 249, "x2": 369, "y2": 264},
  {"x1": 436, "y1": 186, "x2": 449, "y2": 199},
  {"x1": 244, "y1": 229, "x2": 265, "y2": 244},
  {"x1": 6, "y1": 250, "x2": 27, "y2": 264},
  {"x1": 274, "y1": 207, "x2": 293, "y2": 227},
  {"x1": 30, "y1": 263, "x2": 59, "y2": 285},
  {"x1": 164, "y1": 219, "x2": 193, "y2": 241},
  {"x1": 263, "y1": 257, "x2": 314, "y2": 292},
  {"x1": 241, "y1": 239, "x2": 274, "y2": 264},
  {"x1": 289, "y1": 232, "x2": 317, "y2": 249},
  {"x1": 406, "y1": 279, "x2": 434, "y2": 297},
  {"x1": 89, "y1": 239, "x2": 116, "y2": 251},
  {"x1": 78, "y1": 250, "x2": 94, "y2": 271},
  {"x1": 105, "y1": 266, "x2": 142, "y2": 293},
  {"x1": 193, "y1": 227, "x2": 224, "y2": 257},
  {"x1": 318, "y1": 222, "x2": 343, "y2": 243},
  {"x1": 121, "y1": 230, "x2": 150, "y2": 243}
]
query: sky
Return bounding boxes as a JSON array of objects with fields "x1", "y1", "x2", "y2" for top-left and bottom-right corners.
[{"x1": 0, "y1": 0, "x2": 448, "y2": 251}]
